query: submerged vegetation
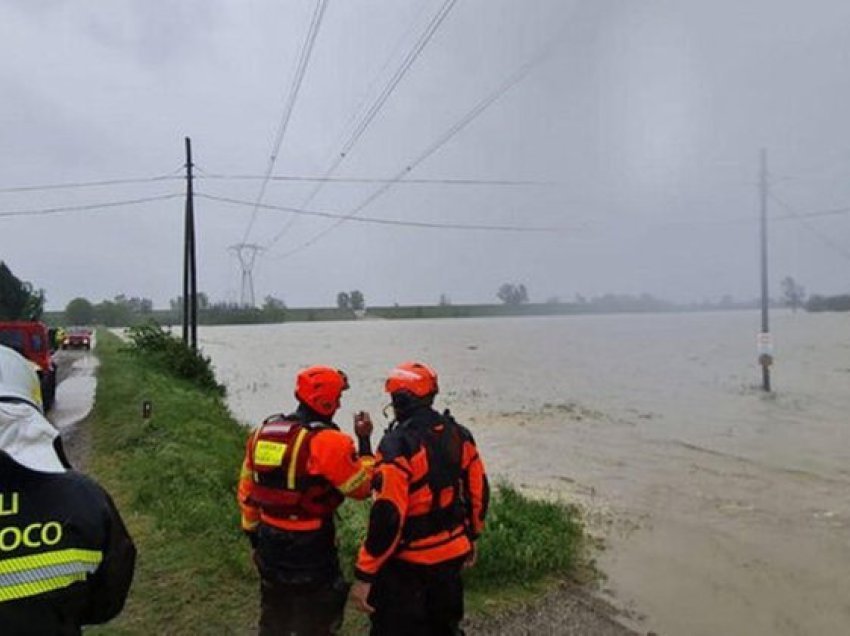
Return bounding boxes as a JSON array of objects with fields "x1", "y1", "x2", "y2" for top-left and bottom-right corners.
[{"x1": 86, "y1": 330, "x2": 587, "y2": 633}]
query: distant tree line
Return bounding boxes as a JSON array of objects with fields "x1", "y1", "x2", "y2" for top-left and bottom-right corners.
[
  {"x1": 780, "y1": 276, "x2": 850, "y2": 313},
  {"x1": 65, "y1": 295, "x2": 154, "y2": 326},
  {"x1": 44, "y1": 273, "x2": 850, "y2": 329},
  {"x1": 805, "y1": 294, "x2": 850, "y2": 312},
  {"x1": 61, "y1": 293, "x2": 291, "y2": 327}
]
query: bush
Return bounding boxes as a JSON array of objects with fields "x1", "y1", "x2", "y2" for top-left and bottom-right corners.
[
  {"x1": 335, "y1": 482, "x2": 584, "y2": 593},
  {"x1": 464, "y1": 483, "x2": 583, "y2": 592},
  {"x1": 124, "y1": 321, "x2": 225, "y2": 396}
]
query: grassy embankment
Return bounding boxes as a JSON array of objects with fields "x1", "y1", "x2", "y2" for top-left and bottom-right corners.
[{"x1": 86, "y1": 329, "x2": 585, "y2": 634}]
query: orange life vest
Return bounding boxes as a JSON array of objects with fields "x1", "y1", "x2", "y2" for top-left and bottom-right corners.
[{"x1": 247, "y1": 415, "x2": 344, "y2": 521}]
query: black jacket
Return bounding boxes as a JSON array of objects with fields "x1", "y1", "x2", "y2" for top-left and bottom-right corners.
[{"x1": 0, "y1": 451, "x2": 136, "y2": 635}]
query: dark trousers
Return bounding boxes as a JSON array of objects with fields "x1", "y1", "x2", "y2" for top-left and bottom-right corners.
[
  {"x1": 259, "y1": 575, "x2": 349, "y2": 636},
  {"x1": 368, "y1": 557, "x2": 466, "y2": 636}
]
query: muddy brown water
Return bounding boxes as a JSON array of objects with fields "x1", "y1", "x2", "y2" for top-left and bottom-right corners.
[{"x1": 200, "y1": 310, "x2": 850, "y2": 636}]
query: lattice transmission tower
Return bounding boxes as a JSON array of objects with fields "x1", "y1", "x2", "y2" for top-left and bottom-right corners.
[{"x1": 229, "y1": 243, "x2": 264, "y2": 307}]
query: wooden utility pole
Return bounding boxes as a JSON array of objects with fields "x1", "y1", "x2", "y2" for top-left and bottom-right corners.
[
  {"x1": 183, "y1": 137, "x2": 198, "y2": 351},
  {"x1": 758, "y1": 148, "x2": 772, "y2": 391}
]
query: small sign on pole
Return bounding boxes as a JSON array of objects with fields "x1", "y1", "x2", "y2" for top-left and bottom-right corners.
[{"x1": 757, "y1": 332, "x2": 773, "y2": 367}]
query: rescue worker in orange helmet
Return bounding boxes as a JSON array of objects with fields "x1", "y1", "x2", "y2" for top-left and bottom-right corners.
[
  {"x1": 349, "y1": 362, "x2": 489, "y2": 636},
  {"x1": 237, "y1": 365, "x2": 375, "y2": 635},
  {"x1": 0, "y1": 345, "x2": 136, "y2": 634}
]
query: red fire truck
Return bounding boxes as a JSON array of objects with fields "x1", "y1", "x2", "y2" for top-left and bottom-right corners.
[{"x1": 0, "y1": 321, "x2": 57, "y2": 411}]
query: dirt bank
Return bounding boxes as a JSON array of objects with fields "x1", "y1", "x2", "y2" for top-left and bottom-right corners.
[{"x1": 464, "y1": 581, "x2": 639, "y2": 635}]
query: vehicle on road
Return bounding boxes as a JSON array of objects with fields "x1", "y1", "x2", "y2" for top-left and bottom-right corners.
[
  {"x1": 63, "y1": 327, "x2": 93, "y2": 350},
  {"x1": 0, "y1": 320, "x2": 57, "y2": 410}
]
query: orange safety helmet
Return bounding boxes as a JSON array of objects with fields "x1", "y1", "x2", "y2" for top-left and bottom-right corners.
[
  {"x1": 295, "y1": 365, "x2": 349, "y2": 417},
  {"x1": 384, "y1": 361, "x2": 439, "y2": 398}
]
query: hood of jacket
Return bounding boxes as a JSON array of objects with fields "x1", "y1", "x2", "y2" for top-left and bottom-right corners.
[{"x1": 0, "y1": 400, "x2": 67, "y2": 473}]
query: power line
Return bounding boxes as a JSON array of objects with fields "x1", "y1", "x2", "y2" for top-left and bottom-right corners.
[
  {"x1": 338, "y1": 0, "x2": 457, "y2": 161},
  {"x1": 776, "y1": 205, "x2": 850, "y2": 221},
  {"x1": 0, "y1": 193, "x2": 182, "y2": 219},
  {"x1": 798, "y1": 219, "x2": 850, "y2": 261},
  {"x1": 199, "y1": 192, "x2": 570, "y2": 232},
  {"x1": 769, "y1": 192, "x2": 850, "y2": 261},
  {"x1": 199, "y1": 173, "x2": 554, "y2": 186},
  {"x1": 267, "y1": 0, "x2": 459, "y2": 247},
  {"x1": 0, "y1": 175, "x2": 181, "y2": 194},
  {"x1": 241, "y1": 0, "x2": 329, "y2": 244},
  {"x1": 769, "y1": 191, "x2": 850, "y2": 221},
  {"x1": 270, "y1": 26, "x2": 564, "y2": 261},
  {"x1": 327, "y1": 1, "x2": 433, "y2": 165},
  {"x1": 0, "y1": 171, "x2": 555, "y2": 196}
]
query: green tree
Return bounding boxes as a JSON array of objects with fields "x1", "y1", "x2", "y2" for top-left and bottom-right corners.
[
  {"x1": 497, "y1": 283, "x2": 528, "y2": 306},
  {"x1": 781, "y1": 276, "x2": 806, "y2": 313},
  {"x1": 336, "y1": 292, "x2": 351, "y2": 309},
  {"x1": 349, "y1": 290, "x2": 365, "y2": 311},
  {"x1": 261, "y1": 296, "x2": 287, "y2": 322},
  {"x1": 65, "y1": 297, "x2": 95, "y2": 325},
  {"x1": 0, "y1": 261, "x2": 45, "y2": 320},
  {"x1": 262, "y1": 295, "x2": 286, "y2": 311}
]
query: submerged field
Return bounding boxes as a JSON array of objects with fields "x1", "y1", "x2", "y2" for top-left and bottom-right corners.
[{"x1": 200, "y1": 310, "x2": 850, "y2": 635}]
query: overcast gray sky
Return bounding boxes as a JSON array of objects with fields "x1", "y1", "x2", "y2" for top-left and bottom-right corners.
[{"x1": 2, "y1": 0, "x2": 850, "y2": 310}]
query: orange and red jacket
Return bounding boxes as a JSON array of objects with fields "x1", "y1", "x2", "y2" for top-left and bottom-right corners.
[
  {"x1": 238, "y1": 412, "x2": 374, "y2": 534},
  {"x1": 354, "y1": 407, "x2": 489, "y2": 582}
]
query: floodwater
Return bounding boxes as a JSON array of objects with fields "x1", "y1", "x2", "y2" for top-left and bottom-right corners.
[
  {"x1": 199, "y1": 310, "x2": 850, "y2": 636},
  {"x1": 50, "y1": 351, "x2": 98, "y2": 435}
]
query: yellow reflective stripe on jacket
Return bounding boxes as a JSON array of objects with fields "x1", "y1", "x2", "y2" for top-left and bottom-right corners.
[
  {"x1": 338, "y1": 467, "x2": 368, "y2": 495},
  {"x1": 239, "y1": 460, "x2": 253, "y2": 481},
  {"x1": 0, "y1": 572, "x2": 89, "y2": 602},
  {"x1": 0, "y1": 548, "x2": 102, "y2": 602},
  {"x1": 0, "y1": 548, "x2": 102, "y2": 575},
  {"x1": 287, "y1": 428, "x2": 308, "y2": 489},
  {"x1": 241, "y1": 517, "x2": 260, "y2": 531}
]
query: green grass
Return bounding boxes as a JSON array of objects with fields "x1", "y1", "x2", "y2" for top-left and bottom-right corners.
[{"x1": 85, "y1": 330, "x2": 587, "y2": 634}]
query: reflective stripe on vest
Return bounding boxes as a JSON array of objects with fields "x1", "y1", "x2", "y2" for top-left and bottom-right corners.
[
  {"x1": 0, "y1": 548, "x2": 103, "y2": 602},
  {"x1": 287, "y1": 428, "x2": 309, "y2": 489}
]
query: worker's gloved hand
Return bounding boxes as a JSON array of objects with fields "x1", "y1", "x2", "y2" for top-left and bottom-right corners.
[
  {"x1": 463, "y1": 542, "x2": 478, "y2": 570},
  {"x1": 349, "y1": 580, "x2": 374, "y2": 614},
  {"x1": 353, "y1": 411, "x2": 373, "y2": 439}
]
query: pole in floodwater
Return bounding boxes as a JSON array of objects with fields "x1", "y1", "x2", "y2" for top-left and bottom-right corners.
[{"x1": 758, "y1": 148, "x2": 772, "y2": 391}]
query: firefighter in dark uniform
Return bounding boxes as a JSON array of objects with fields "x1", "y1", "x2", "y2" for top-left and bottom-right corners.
[
  {"x1": 237, "y1": 365, "x2": 375, "y2": 636},
  {"x1": 0, "y1": 345, "x2": 136, "y2": 635},
  {"x1": 350, "y1": 361, "x2": 489, "y2": 636}
]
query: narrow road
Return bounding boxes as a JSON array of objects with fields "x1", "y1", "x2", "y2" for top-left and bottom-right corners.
[{"x1": 47, "y1": 349, "x2": 98, "y2": 469}]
